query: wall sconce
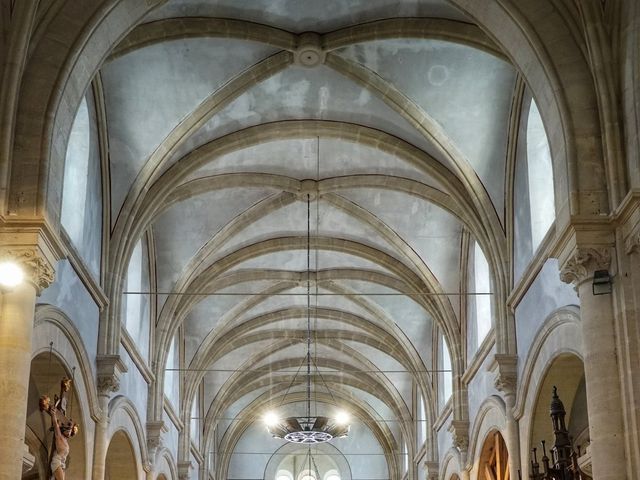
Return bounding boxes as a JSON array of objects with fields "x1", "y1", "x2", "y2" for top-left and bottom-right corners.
[{"x1": 592, "y1": 269, "x2": 612, "y2": 295}]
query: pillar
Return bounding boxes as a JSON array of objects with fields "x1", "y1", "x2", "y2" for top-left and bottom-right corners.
[
  {"x1": 493, "y1": 354, "x2": 520, "y2": 478},
  {"x1": 0, "y1": 245, "x2": 55, "y2": 480},
  {"x1": 92, "y1": 355, "x2": 127, "y2": 480},
  {"x1": 560, "y1": 246, "x2": 627, "y2": 480}
]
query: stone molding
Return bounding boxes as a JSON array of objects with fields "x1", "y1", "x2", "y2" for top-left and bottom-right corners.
[
  {"x1": 96, "y1": 354, "x2": 128, "y2": 396},
  {"x1": 559, "y1": 247, "x2": 611, "y2": 286}
]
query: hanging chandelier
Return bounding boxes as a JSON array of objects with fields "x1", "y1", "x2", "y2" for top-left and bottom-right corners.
[{"x1": 264, "y1": 175, "x2": 350, "y2": 444}]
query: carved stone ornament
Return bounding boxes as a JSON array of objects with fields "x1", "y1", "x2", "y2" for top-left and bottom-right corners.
[
  {"x1": 97, "y1": 374, "x2": 120, "y2": 395},
  {"x1": 423, "y1": 461, "x2": 439, "y2": 480},
  {"x1": 493, "y1": 354, "x2": 518, "y2": 400},
  {"x1": 147, "y1": 420, "x2": 165, "y2": 454},
  {"x1": 96, "y1": 355, "x2": 127, "y2": 396},
  {"x1": 0, "y1": 248, "x2": 55, "y2": 292},
  {"x1": 625, "y1": 230, "x2": 640, "y2": 254},
  {"x1": 449, "y1": 420, "x2": 469, "y2": 452},
  {"x1": 559, "y1": 247, "x2": 611, "y2": 286},
  {"x1": 178, "y1": 461, "x2": 193, "y2": 480}
]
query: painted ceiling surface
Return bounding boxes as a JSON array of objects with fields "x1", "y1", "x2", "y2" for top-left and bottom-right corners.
[{"x1": 97, "y1": 1, "x2": 516, "y2": 478}]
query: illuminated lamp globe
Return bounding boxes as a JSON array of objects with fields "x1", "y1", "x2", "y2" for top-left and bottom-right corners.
[
  {"x1": 0, "y1": 262, "x2": 24, "y2": 289},
  {"x1": 264, "y1": 411, "x2": 280, "y2": 427},
  {"x1": 334, "y1": 411, "x2": 350, "y2": 425}
]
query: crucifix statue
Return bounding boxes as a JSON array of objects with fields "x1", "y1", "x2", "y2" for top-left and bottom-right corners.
[{"x1": 39, "y1": 377, "x2": 79, "y2": 480}]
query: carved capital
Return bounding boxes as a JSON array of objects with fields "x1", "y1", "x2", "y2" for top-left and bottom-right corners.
[
  {"x1": 625, "y1": 230, "x2": 640, "y2": 254},
  {"x1": 559, "y1": 247, "x2": 611, "y2": 286},
  {"x1": 449, "y1": 420, "x2": 469, "y2": 452},
  {"x1": 492, "y1": 354, "x2": 518, "y2": 401},
  {"x1": 96, "y1": 355, "x2": 127, "y2": 396},
  {"x1": 0, "y1": 224, "x2": 64, "y2": 293},
  {"x1": 0, "y1": 248, "x2": 55, "y2": 292},
  {"x1": 178, "y1": 461, "x2": 193, "y2": 480},
  {"x1": 423, "y1": 461, "x2": 439, "y2": 480},
  {"x1": 147, "y1": 420, "x2": 165, "y2": 455}
]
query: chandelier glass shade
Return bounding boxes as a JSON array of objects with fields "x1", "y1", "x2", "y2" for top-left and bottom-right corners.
[
  {"x1": 267, "y1": 416, "x2": 350, "y2": 444},
  {"x1": 265, "y1": 170, "x2": 350, "y2": 444}
]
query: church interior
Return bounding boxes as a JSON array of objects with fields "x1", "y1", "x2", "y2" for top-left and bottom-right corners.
[{"x1": 1, "y1": 1, "x2": 640, "y2": 479}]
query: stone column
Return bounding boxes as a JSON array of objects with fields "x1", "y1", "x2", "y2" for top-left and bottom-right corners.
[
  {"x1": 92, "y1": 355, "x2": 126, "y2": 480},
  {"x1": 449, "y1": 419, "x2": 469, "y2": 475},
  {"x1": 0, "y1": 247, "x2": 54, "y2": 480},
  {"x1": 493, "y1": 354, "x2": 520, "y2": 479},
  {"x1": 560, "y1": 247, "x2": 627, "y2": 480}
]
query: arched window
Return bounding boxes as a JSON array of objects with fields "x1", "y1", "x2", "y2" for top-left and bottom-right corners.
[
  {"x1": 468, "y1": 240, "x2": 493, "y2": 357},
  {"x1": 190, "y1": 394, "x2": 200, "y2": 446},
  {"x1": 164, "y1": 333, "x2": 180, "y2": 407},
  {"x1": 440, "y1": 335, "x2": 453, "y2": 407},
  {"x1": 526, "y1": 100, "x2": 555, "y2": 248},
  {"x1": 417, "y1": 391, "x2": 427, "y2": 447},
  {"x1": 513, "y1": 93, "x2": 556, "y2": 280},
  {"x1": 61, "y1": 94, "x2": 102, "y2": 278},
  {"x1": 123, "y1": 238, "x2": 150, "y2": 360},
  {"x1": 402, "y1": 440, "x2": 409, "y2": 474}
]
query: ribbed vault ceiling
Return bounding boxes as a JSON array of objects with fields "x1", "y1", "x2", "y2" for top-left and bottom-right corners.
[{"x1": 99, "y1": 1, "x2": 516, "y2": 478}]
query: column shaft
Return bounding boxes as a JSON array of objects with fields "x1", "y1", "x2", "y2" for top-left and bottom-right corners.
[
  {"x1": 578, "y1": 281, "x2": 627, "y2": 480},
  {"x1": 0, "y1": 283, "x2": 37, "y2": 480}
]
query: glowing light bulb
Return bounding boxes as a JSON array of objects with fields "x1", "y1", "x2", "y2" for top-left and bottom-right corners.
[
  {"x1": 264, "y1": 411, "x2": 280, "y2": 427},
  {"x1": 335, "y1": 411, "x2": 350, "y2": 425},
  {"x1": 0, "y1": 262, "x2": 24, "y2": 289}
]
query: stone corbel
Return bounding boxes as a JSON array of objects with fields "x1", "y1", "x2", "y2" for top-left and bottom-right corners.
[
  {"x1": 178, "y1": 461, "x2": 193, "y2": 480},
  {"x1": 491, "y1": 354, "x2": 518, "y2": 406},
  {"x1": 552, "y1": 223, "x2": 614, "y2": 290},
  {"x1": 0, "y1": 227, "x2": 63, "y2": 293},
  {"x1": 147, "y1": 420, "x2": 166, "y2": 457},
  {"x1": 96, "y1": 354, "x2": 127, "y2": 396},
  {"x1": 423, "y1": 460, "x2": 439, "y2": 480},
  {"x1": 449, "y1": 420, "x2": 469, "y2": 454},
  {"x1": 559, "y1": 247, "x2": 611, "y2": 287}
]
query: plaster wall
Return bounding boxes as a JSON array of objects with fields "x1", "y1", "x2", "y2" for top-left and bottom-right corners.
[
  {"x1": 38, "y1": 260, "x2": 100, "y2": 374},
  {"x1": 514, "y1": 259, "x2": 578, "y2": 376},
  {"x1": 436, "y1": 411, "x2": 452, "y2": 465},
  {"x1": 118, "y1": 345, "x2": 150, "y2": 427},
  {"x1": 466, "y1": 344, "x2": 498, "y2": 426}
]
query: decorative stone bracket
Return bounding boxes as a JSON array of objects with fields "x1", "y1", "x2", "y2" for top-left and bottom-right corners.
[
  {"x1": 178, "y1": 460, "x2": 193, "y2": 480},
  {"x1": 423, "y1": 460, "x2": 439, "y2": 480},
  {"x1": 147, "y1": 420, "x2": 166, "y2": 458},
  {"x1": 491, "y1": 354, "x2": 518, "y2": 404},
  {"x1": 552, "y1": 222, "x2": 614, "y2": 290},
  {"x1": 96, "y1": 354, "x2": 128, "y2": 396},
  {"x1": 0, "y1": 226, "x2": 63, "y2": 294},
  {"x1": 449, "y1": 420, "x2": 469, "y2": 453}
]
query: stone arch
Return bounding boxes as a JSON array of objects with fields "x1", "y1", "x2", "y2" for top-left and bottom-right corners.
[
  {"x1": 33, "y1": 305, "x2": 100, "y2": 421},
  {"x1": 441, "y1": 448, "x2": 463, "y2": 480},
  {"x1": 107, "y1": 395, "x2": 149, "y2": 477},
  {"x1": 477, "y1": 430, "x2": 510, "y2": 480},
  {"x1": 105, "y1": 430, "x2": 139, "y2": 480},
  {"x1": 153, "y1": 446, "x2": 178, "y2": 480},
  {"x1": 514, "y1": 306, "x2": 583, "y2": 479},
  {"x1": 468, "y1": 396, "x2": 507, "y2": 478},
  {"x1": 25, "y1": 350, "x2": 88, "y2": 480}
]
